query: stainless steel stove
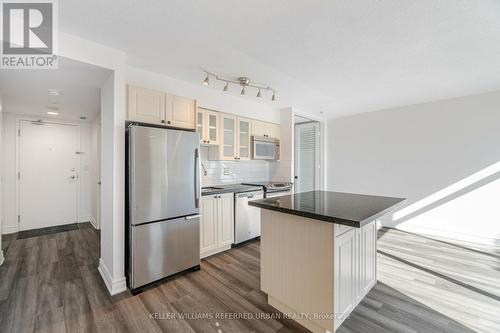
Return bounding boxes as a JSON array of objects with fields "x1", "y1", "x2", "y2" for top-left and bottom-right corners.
[{"x1": 242, "y1": 181, "x2": 293, "y2": 198}]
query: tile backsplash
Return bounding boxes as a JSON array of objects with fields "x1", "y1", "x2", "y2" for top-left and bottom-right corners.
[{"x1": 200, "y1": 147, "x2": 269, "y2": 186}]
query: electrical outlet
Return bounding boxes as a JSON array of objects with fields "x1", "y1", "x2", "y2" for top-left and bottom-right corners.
[{"x1": 223, "y1": 167, "x2": 231, "y2": 175}]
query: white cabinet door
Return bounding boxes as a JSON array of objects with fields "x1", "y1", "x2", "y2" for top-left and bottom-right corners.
[
  {"x1": 196, "y1": 109, "x2": 205, "y2": 143},
  {"x1": 334, "y1": 229, "x2": 355, "y2": 327},
  {"x1": 220, "y1": 114, "x2": 237, "y2": 160},
  {"x1": 206, "y1": 110, "x2": 220, "y2": 145},
  {"x1": 238, "y1": 117, "x2": 251, "y2": 160},
  {"x1": 251, "y1": 120, "x2": 267, "y2": 137},
  {"x1": 267, "y1": 122, "x2": 281, "y2": 140},
  {"x1": 127, "y1": 85, "x2": 165, "y2": 125},
  {"x1": 218, "y1": 193, "x2": 234, "y2": 247},
  {"x1": 251, "y1": 120, "x2": 280, "y2": 140},
  {"x1": 200, "y1": 195, "x2": 218, "y2": 255},
  {"x1": 361, "y1": 221, "x2": 377, "y2": 295},
  {"x1": 167, "y1": 94, "x2": 196, "y2": 129}
]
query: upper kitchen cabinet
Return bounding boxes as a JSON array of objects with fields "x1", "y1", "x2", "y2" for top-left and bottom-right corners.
[
  {"x1": 251, "y1": 120, "x2": 281, "y2": 140},
  {"x1": 167, "y1": 94, "x2": 196, "y2": 129},
  {"x1": 197, "y1": 108, "x2": 220, "y2": 145},
  {"x1": 208, "y1": 113, "x2": 251, "y2": 161},
  {"x1": 238, "y1": 117, "x2": 251, "y2": 160},
  {"x1": 127, "y1": 85, "x2": 165, "y2": 125},
  {"x1": 220, "y1": 113, "x2": 237, "y2": 160},
  {"x1": 127, "y1": 84, "x2": 196, "y2": 130}
]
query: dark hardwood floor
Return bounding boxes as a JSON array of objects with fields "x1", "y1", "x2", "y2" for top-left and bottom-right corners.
[{"x1": 1, "y1": 224, "x2": 499, "y2": 333}]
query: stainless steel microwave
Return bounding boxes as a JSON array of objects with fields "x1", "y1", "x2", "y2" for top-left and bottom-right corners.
[{"x1": 252, "y1": 136, "x2": 280, "y2": 160}]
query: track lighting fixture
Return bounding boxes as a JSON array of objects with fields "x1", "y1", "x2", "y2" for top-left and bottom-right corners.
[{"x1": 202, "y1": 71, "x2": 277, "y2": 101}]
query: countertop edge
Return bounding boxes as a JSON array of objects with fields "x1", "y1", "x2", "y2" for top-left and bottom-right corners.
[
  {"x1": 249, "y1": 198, "x2": 407, "y2": 228},
  {"x1": 248, "y1": 201, "x2": 362, "y2": 227}
]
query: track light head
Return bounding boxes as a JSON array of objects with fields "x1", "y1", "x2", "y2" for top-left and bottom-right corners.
[
  {"x1": 241, "y1": 87, "x2": 246, "y2": 96},
  {"x1": 223, "y1": 82, "x2": 229, "y2": 92},
  {"x1": 271, "y1": 91, "x2": 276, "y2": 101},
  {"x1": 256, "y1": 89, "x2": 262, "y2": 98},
  {"x1": 203, "y1": 75, "x2": 210, "y2": 86}
]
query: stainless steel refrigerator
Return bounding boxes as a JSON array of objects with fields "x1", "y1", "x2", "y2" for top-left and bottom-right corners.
[{"x1": 126, "y1": 125, "x2": 201, "y2": 292}]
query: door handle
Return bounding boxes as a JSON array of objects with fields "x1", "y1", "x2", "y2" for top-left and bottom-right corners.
[{"x1": 70, "y1": 175, "x2": 77, "y2": 180}]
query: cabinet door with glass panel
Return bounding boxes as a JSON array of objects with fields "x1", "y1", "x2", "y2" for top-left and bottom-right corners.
[
  {"x1": 237, "y1": 117, "x2": 251, "y2": 160},
  {"x1": 197, "y1": 108, "x2": 220, "y2": 145},
  {"x1": 220, "y1": 114, "x2": 238, "y2": 160}
]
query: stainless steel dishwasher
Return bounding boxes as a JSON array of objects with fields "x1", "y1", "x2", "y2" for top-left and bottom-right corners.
[{"x1": 234, "y1": 189, "x2": 264, "y2": 244}]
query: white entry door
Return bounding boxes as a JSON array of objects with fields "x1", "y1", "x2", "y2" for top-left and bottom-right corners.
[{"x1": 19, "y1": 120, "x2": 79, "y2": 231}]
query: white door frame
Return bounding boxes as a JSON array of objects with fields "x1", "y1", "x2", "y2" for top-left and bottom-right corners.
[
  {"x1": 293, "y1": 111, "x2": 326, "y2": 191},
  {"x1": 294, "y1": 121, "x2": 321, "y2": 192},
  {"x1": 15, "y1": 116, "x2": 82, "y2": 231}
]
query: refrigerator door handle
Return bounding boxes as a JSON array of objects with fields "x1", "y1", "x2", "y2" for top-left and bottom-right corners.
[
  {"x1": 185, "y1": 214, "x2": 202, "y2": 220},
  {"x1": 194, "y1": 148, "x2": 200, "y2": 208}
]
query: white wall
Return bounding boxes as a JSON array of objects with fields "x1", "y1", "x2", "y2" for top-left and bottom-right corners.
[
  {"x1": 1, "y1": 112, "x2": 93, "y2": 233},
  {"x1": 126, "y1": 66, "x2": 280, "y2": 123},
  {"x1": 326, "y1": 90, "x2": 500, "y2": 245},
  {"x1": 58, "y1": 31, "x2": 127, "y2": 295}
]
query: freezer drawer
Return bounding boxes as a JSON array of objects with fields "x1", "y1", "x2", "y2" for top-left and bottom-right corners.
[{"x1": 130, "y1": 215, "x2": 200, "y2": 289}]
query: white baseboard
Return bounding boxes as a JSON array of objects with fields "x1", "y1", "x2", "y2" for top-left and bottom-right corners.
[
  {"x1": 98, "y1": 258, "x2": 127, "y2": 295},
  {"x1": 89, "y1": 216, "x2": 99, "y2": 230},
  {"x1": 0, "y1": 250, "x2": 4, "y2": 266},
  {"x1": 2, "y1": 225, "x2": 19, "y2": 235},
  {"x1": 78, "y1": 216, "x2": 91, "y2": 223},
  {"x1": 390, "y1": 225, "x2": 500, "y2": 247}
]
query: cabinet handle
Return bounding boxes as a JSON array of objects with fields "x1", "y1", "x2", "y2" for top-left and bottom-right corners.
[
  {"x1": 161, "y1": 120, "x2": 165, "y2": 124},
  {"x1": 167, "y1": 121, "x2": 171, "y2": 125},
  {"x1": 207, "y1": 140, "x2": 210, "y2": 144}
]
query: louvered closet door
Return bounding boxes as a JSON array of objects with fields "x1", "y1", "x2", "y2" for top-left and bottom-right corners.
[{"x1": 294, "y1": 122, "x2": 320, "y2": 193}]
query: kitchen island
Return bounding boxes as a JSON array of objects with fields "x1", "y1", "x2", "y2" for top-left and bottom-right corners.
[{"x1": 249, "y1": 191, "x2": 405, "y2": 332}]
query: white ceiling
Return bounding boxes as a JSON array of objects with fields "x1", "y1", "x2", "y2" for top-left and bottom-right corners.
[
  {"x1": 0, "y1": 57, "x2": 111, "y2": 121},
  {"x1": 59, "y1": 0, "x2": 500, "y2": 118}
]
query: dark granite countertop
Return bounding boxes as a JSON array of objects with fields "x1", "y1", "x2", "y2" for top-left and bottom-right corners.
[
  {"x1": 248, "y1": 191, "x2": 406, "y2": 228},
  {"x1": 201, "y1": 184, "x2": 263, "y2": 196}
]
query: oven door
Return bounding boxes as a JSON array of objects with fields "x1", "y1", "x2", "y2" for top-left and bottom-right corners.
[{"x1": 252, "y1": 137, "x2": 279, "y2": 160}]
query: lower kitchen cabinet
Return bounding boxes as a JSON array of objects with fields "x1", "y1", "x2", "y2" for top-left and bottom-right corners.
[
  {"x1": 200, "y1": 193, "x2": 234, "y2": 258},
  {"x1": 334, "y1": 221, "x2": 377, "y2": 330}
]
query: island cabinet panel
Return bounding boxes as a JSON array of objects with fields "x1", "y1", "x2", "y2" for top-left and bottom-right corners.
[
  {"x1": 334, "y1": 220, "x2": 377, "y2": 330},
  {"x1": 200, "y1": 193, "x2": 234, "y2": 258},
  {"x1": 334, "y1": 229, "x2": 356, "y2": 323},
  {"x1": 261, "y1": 210, "x2": 335, "y2": 333},
  {"x1": 361, "y1": 221, "x2": 377, "y2": 295}
]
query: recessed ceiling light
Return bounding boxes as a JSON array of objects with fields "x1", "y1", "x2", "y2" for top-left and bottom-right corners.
[{"x1": 47, "y1": 111, "x2": 59, "y2": 115}]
